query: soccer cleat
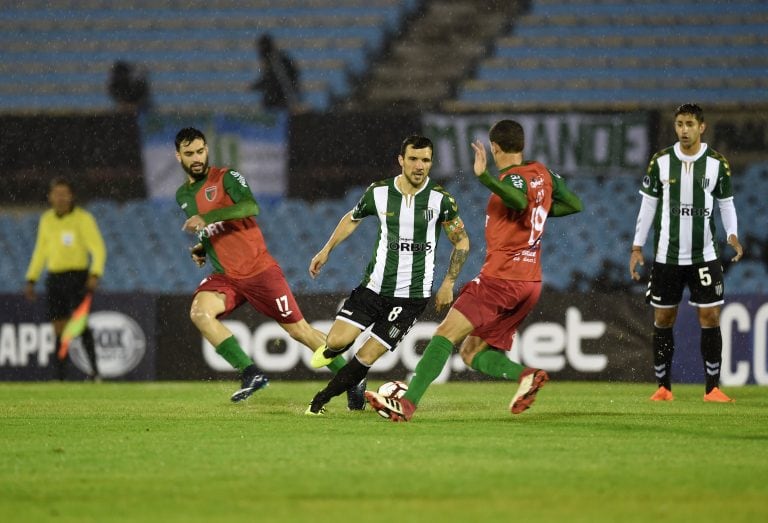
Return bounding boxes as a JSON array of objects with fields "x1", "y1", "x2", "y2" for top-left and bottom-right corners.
[
  {"x1": 310, "y1": 345, "x2": 336, "y2": 368},
  {"x1": 346, "y1": 378, "x2": 367, "y2": 410},
  {"x1": 509, "y1": 368, "x2": 549, "y2": 414},
  {"x1": 650, "y1": 386, "x2": 674, "y2": 401},
  {"x1": 364, "y1": 390, "x2": 416, "y2": 422},
  {"x1": 230, "y1": 371, "x2": 269, "y2": 403},
  {"x1": 304, "y1": 403, "x2": 326, "y2": 416},
  {"x1": 703, "y1": 387, "x2": 734, "y2": 403}
]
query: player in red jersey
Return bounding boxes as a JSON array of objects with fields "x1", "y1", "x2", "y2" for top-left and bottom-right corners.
[
  {"x1": 174, "y1": 127, "x2": 363, "y2": 405},
  {"x1": 366, "y1": 119, "x2": 583, "y2": 421}
]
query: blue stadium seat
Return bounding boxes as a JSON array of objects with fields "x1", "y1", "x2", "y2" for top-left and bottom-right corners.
[
  {"x1": 0, "y1": 1, "x2": 419, "y2": 113},
  {"x1": 2, "y1": 160, "x2": 766, "y2": 294},
  {"x1": 454, "y1": 0, "x2": 768, "y2": 110}
]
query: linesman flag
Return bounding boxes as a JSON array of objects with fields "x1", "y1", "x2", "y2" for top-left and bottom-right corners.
[{"x1": 57, "y1": 293, "x2": 93, "y2": 361}]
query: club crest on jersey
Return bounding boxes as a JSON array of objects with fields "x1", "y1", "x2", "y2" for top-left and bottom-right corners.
[
  {"x1": 715, "y1": 282, "x2": 723, "y2": 297},
  {"x1": 424, "y1": 208, "x2": 435, "y2": 221},
  {"x1": 387, "y1": 326, "x2": 401, "y2": 339},
  {"x1": 700, "y1": 177, "x2": 711, "y2": 190},
  {"x1": 204, "y1": 186, "x2": 217, "y2": 201}
]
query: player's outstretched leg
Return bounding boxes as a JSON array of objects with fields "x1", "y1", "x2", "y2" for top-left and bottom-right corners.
[
  {"x1": 231, "y1": 364, "x2": 269, "y2": 402},
  {"x1": 509, "y1": 368, "x2": 549, "y2": 414}
]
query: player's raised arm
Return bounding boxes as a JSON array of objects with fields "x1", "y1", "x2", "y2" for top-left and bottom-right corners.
[{"x1": 471, "y1": 139, "x2": 527, "y2": 210}]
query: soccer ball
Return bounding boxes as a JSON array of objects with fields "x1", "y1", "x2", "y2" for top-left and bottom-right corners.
[{"x1": 377, "y1": 380, "x2": 408, "y2": 400}]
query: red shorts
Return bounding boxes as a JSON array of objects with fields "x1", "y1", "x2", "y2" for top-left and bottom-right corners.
[
  {"x1": 195, "y1": 264, "x2": 304, "y2": 324},
  {"x1": 452, "y1": 275, "x2": 541, "y2": 351}
]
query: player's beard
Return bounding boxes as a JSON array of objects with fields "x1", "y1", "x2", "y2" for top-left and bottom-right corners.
[{"x1": 184, "y1": 159, "x2": 209, "y2": 181}]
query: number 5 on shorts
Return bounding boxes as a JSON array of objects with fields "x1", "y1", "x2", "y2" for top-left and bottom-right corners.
[{"x1": 698, "y1": 267, "x2": 712, "y2": 286}]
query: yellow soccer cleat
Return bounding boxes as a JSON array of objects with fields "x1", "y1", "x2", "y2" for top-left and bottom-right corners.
[{"x1": 310, "y1": 345, "x2": 335, "y2": 368}]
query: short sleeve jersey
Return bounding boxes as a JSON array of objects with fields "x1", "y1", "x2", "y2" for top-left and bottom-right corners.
[
  {"x1": 640, "y1": 142, "x2": 733, "y2": 265},
  {"x1": 175, "y1": 166, "x2": 277, "y2": 279},
  {"x1": 351, "y1": 176, "x2": 459, "y2": 298},
  {"x1": 481, "y1": 161, "x2": 566, "y2": 281}
]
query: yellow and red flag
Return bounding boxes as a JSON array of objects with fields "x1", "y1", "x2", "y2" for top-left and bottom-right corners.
[{"x1": 57, "y1": 293, "x2": 93, "y2": 360}]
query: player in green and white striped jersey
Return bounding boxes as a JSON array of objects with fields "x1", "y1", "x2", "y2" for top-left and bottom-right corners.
[
  {"x1": 630, "y1": 104, "x2": 743, "y2": 403},
  {"x1": 304, "y1": 135, "x2": 470, "y2": 415}
]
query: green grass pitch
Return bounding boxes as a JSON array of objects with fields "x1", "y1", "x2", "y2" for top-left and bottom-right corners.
[{"x1": 1, "y1": 381, "x2": 766, "y2": 523}]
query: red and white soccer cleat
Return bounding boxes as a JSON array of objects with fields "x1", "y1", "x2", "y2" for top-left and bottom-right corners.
[{"x1": 510, "y1": 368, "x2": 549, "y2": 414}]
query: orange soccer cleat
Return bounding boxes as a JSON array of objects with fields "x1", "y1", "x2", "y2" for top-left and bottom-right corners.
[
  {"x1": 703, "y1": 387, "x2": 734, "y2": 403},
  {"x1": 650, "y1": 386, "x2": 674, "y2": 401}
]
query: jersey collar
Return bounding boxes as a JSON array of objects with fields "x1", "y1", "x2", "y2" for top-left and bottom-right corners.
[{"x1": 674, "y1": 142, "x2": 708, "y2": 162}]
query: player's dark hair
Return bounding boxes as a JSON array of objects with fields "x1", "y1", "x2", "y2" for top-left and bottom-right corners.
[
  {"x1": 400, "y1": 135, "x2": 433, "y2": 157},
  {"x1": 489, "y1": 120, "x2": 525, "y2": 153},
  {"x1": 674, "y1": 103, "x2": 704, "y2": 123},
  {"x1": 175, "y1": 127, "x2": 207, "y2": 151},
  {"x1": 49, "y1": 176, "x2": 73, "y2": 193}
]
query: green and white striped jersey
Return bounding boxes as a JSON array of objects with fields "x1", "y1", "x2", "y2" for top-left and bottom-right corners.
[
  {"x1": 640, "y1": 142, "x2": 734, "y2": 265},
  {"x1": 352, "y1": 176, "x2": 459, "y2": 298}
]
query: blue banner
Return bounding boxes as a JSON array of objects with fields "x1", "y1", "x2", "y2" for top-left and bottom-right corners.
[{"x1": 674, "y1": 294, "x2": 768, "y2": 386}]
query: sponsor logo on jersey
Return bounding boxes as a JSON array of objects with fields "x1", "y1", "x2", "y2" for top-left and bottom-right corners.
[
  {"x1": 508, "y1": 174, "x2": 526, "y2": 189},
  {"x1": 197, "y1": 221, "x2": 227, "y2": 239},
  {"x1": 205, "y1": 186, "x2": 217, "y2": 201},
  {"x1": 230, "y1": 171, "x2": 248, "y2": 188},
  {"x1": 388, "y1": 239, "x2": 433, "y2": 253},
  {"x1": 181, "y1": 202, "x2": 188, "y2": 209},
  {"x1": 672, "y1": 205, "x2": 711, "y2": 217}
]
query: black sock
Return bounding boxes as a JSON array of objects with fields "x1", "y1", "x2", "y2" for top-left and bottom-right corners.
[
  {"x1": 311, "y1": 357, "x2": 370, "y2": 410},
  {"x1": 701, "y1": 327, "x2": 722, "y2": 393},
  {"x1": 653, "y1": 326, "x2": 675, "y2": 389},
  {"x1": 242, "y1": 364, "x2": 260, "y2": 378},
  {"x1": 82, "y1": 327, "x2": 99, "y2": 377},
  {"x1": 322, "y1": 342, "x2": 354, "y2": 360}
]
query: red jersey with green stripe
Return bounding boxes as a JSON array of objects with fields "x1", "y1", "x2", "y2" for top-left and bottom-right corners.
[
  {"x1": 176, "y1": 166, "x2": 277, "y2": 279},
  {"x1": 482, "y1": 161, "x2": 565, "y2": 281}
]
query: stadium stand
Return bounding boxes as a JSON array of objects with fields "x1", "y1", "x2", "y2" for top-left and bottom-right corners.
[
  {"x1": 3, "y1": 161, "x2": 765, "y2": 296},
  {"x1": 448, "y1": 0, "x2": 768, "y2": 111},
  {"x1": 1, "y1": 1, "x2": 765, "y2": 297},
  {"x1": 0, "y1": 0, "x2": 419, "y2": 113}
]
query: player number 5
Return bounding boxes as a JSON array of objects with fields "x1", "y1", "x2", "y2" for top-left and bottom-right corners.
[{"x1": 698, "y1": 267, "x2": 712, "y2": 286}]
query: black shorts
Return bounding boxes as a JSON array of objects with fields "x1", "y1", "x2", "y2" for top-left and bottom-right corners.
[
  {"x1": 646, "y1": 261, "x2": 725, "y2": 308},
  {"x1": 336, "y1": 286, "x2": 429, "y2": 351},
  {"x1": 46, "y1": 270, "x2": 89, "y2": 321}
]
